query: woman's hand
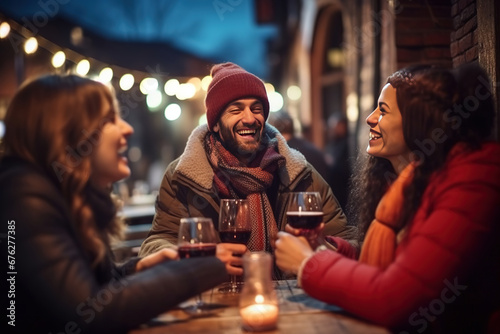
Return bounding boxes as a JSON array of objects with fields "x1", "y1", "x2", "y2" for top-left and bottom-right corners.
[
  {"x1": 216, "y1": 243, "x2": 247, "y2": 276},
  {"x1": 135, "y1": 248, "x2": 179, "y2": 272},
  {"x1": 275, "y1": 231, "x2": 314, "y2": 274},
  {"x1": 284, "y1": 222, "x2": 324, "y2": 235},
  {"x1": 285, "y1": 223, "x2": 325, "y2": 250}
]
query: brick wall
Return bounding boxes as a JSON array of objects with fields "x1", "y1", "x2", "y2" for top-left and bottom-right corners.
[
  {"x1": 450, "y1": 0, "x2": 478, "y2": 67},
  {"x1": 395, "y1": 0, "x2": 453, "y2": 68}
]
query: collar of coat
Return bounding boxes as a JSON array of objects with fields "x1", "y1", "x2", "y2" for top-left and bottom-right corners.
[{"x1": 175, "y1": 123, "x2": 309, "y2": 190}]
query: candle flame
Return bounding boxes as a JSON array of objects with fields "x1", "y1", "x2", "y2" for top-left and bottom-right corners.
[{"x1": 254, "y1": 294, "x2": 264, "y2": 304}]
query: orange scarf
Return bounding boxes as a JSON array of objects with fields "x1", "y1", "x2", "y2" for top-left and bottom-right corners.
[{"x1": 358, "y1": 163, "x2": 415, "y2": 269}]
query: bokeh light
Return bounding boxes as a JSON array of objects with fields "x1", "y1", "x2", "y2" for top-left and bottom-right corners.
[
  {"x1": 175, "y1": 83, "x2": 196, "y2": 100},
  {"x1": 0, "y1": 22, "x2": 11, "y2": 38},
  {"x1": 187, "y1": 77, "x2": 201, "y2": 92},
  {"x1": 268, "y1": 91, "x2": 284, "y2": 112},
  {"x1": 99, "y1": 67, "x2": 113, "y2": 83},
  {"x1": 198, "y1": 114, "x2": 207, "y2": 126},
  {"x1": 119, "y1": 73, "x2": 135, "y2": 91},
  {"x1": 76, "y1": 59, "x2": 90, "y2": 76},
  {"x1": 146, "y1": 90, "x2": 163, "y2": 110},
  {"x1": 264, "y1": 83, "x2": 275, "y2": 93},
  {"x1": 164, "y1": 103, "x2": 181, "y2": 121},
  {"x1": 51, "y1": 51, "x2": 66, "y2": 68},
  {"x1": 164, "y1": 79, "x2": 180, "y2": 96},
  {"x1": 140, "y1": 77, "x2": 158, "y2": 95},
  {"x1": 201, "y1": 76, "x2": 212, "y2": 91},
  {"x1": 24, "y1": 37, "x2": 38, "y2": 54},
  {"x1": 287, "y1": 85, "x2": 302, "y2": 100}
]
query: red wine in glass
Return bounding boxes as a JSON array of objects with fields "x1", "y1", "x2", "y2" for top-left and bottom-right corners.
[
  {"x1": 177, "y1": 217, "x2": 218, "y2": 313},
  {"x1": 286, "y1": 211, "x2": 323, "y2": 229},
  {"x1": 287, "y1": 192, "x2": 324, "y2": 251},
  {"x1": 219, "y1": 230, "x2": 251, "y2": 244},
  {"x1": 178, "y1": 244, "x2": 217, "y2": 258},
  {"x1": 218, "y1": 199, "x2": 251, "y2": 294}
]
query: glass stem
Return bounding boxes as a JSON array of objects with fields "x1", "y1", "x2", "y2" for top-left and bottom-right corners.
[
  {"x1": 230, "y1": 275, "x2": 238, "y2": 290},
  {"x1": 195, "y1": 293, "x2": 203, "y2": 308}
]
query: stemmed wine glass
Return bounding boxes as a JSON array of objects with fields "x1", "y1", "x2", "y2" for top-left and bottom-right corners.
[
  {"x1": 286, "y1": 192, "x2": 324, "y2": 247},
  {"x1": 218, "y1": 199, "x2": 251, "y2": 294},
  {"x1": 177, "y1": 217, "x2": 218, "y2": 313}
]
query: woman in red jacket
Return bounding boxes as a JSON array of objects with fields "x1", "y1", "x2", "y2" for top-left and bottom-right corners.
[{"x1": 275, "y1": 64, "x2": 500, "y2": 333}]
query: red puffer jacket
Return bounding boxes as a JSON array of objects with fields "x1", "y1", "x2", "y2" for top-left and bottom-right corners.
[{"x1": 300, "y1": 142, "x2": 500, "y2": 333}]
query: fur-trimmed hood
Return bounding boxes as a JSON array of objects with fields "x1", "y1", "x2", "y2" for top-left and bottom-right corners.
[{"x1": 174, "y1": 124, "x2": 309, "y2": 190}]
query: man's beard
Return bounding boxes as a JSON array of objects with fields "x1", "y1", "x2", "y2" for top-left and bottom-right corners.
[{"x1": 217, "y1": 125, "x2": 267, "y2": 163}]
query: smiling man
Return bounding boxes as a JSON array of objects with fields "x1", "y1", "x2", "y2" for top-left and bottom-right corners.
[{"x1": 139, "y1": 62, "x2": 356, "y2": 279}]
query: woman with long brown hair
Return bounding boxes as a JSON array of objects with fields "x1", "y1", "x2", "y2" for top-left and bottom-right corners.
[
  {"x1": 275, "y1": 64, "x2": 500, "y2": 333},
  {"x1": 0, "y1": 74, "x2": 226, "y2": 333}
]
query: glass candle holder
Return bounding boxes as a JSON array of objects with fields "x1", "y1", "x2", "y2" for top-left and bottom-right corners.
[{"x1": 239, "y1": 252, "x2": 278, "y2": 331}]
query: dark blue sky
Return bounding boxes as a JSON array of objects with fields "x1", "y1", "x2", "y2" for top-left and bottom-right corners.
[{"x1": 0, "y1": 0, "x2": 277, "y2": 78}]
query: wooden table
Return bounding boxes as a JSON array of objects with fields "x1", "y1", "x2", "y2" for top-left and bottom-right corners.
[{"x1": 129, "y1": 280, "x2": 390, "y2": 334}]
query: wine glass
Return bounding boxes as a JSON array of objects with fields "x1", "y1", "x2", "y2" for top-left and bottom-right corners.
[
  {"x1": 286, "y1": 192, "x2": 324, "y2": 247},
  {"x1": 177, "y1": 217, "x2": 218, "y2": 313},
  {"x1": 218, "y1": 199, "x2": 251, "y2": 294}
]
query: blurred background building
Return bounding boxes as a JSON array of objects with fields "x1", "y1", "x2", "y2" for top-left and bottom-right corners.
[{"x1": 0, "y1": 0, "x2": 498, "y2": 231}]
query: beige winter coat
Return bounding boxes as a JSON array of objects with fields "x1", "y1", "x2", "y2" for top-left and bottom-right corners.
[{"x1": 139, "y1": 124, "x2": 356, "y2": 260}]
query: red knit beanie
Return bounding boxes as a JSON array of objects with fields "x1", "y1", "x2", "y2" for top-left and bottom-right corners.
[{"x1": 205, "y1": 62, "x2": 269, "y2": 131}]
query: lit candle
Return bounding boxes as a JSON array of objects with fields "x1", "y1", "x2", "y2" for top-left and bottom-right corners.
[{"x1": 240, "y1": 303, "x2": 278, "y2": 331}]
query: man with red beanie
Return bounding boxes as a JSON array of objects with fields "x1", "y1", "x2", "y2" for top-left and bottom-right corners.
[{"x1": 140, "y1": 62, "x2": 356, "y2": 279}]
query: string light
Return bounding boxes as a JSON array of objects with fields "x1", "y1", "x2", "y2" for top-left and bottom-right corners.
[
  {"x1": 201, "y1": 75, "x2": 212, "y2": 91},
  {"x1": 187, "y1": 77, "x2": 202, "y2": 92},
  {"x1": 164, "y1": 103, "x2": 181, "y2": 121},
  {"x1": 1, "y1": 17, "x2": 291, "y2": 125},
  {"x1": 268, "y1": 91, "x2": 284, "y2": 112},
  {"x1": 164, "y1": 79, "x2": 179, "y2": 96},
  {"x1": 198, "y1": 113, "x2": 207, "y2": 126},
  {"x1": 99, "y1": 67, "x2": 113, "y2": 83},
  {"x1": 146, "y1": 90, "x2": 163, "y2": 110},
  {"x1": 175, "y1": 83, "x2": 195, "y2": 100},
  {"x1": 119, "y1": 73, "x2": 135, "y2": 91},
  {"x1": 52, "y1": 51, "x2": 66, "y2": 68},
  {"x1": 264, "y1": 83, "x2": 275, "y2": 93},
  {"x1": 287, "y1": 85, "x2": 301, "y2": 100},
  {"x1": 24, "y1": 37, "x2": 38, "y2": 54},
  {"x1": 0, "y1": 22, "x2": 10, "y2": 38},
  {"x1": 76, "y1": 59, "x2": 90, "y2": 76},
  {"x1": 140, "y1": 77, "x2": 158, "y2": 95}
]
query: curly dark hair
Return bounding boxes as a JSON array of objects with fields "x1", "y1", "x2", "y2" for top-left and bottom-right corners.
[{"x1": 348, "y1": 64, "x2": 496, "y2": 242}]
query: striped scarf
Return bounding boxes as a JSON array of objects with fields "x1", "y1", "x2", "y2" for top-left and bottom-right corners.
[
  {"x1": 206, "y1": 133, "x2": 285, "y2": 251},
  {"x1": 358, "y1": 163, "x2": 415, "y2": 269}
]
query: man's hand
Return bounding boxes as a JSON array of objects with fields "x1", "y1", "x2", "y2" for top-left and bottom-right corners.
[
  {"x1": 135, "y1": 248, "x2": 179, "y2": 272},
  {"x1": 216, "y1": 243, "x2": 247, "y2": 276}
]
